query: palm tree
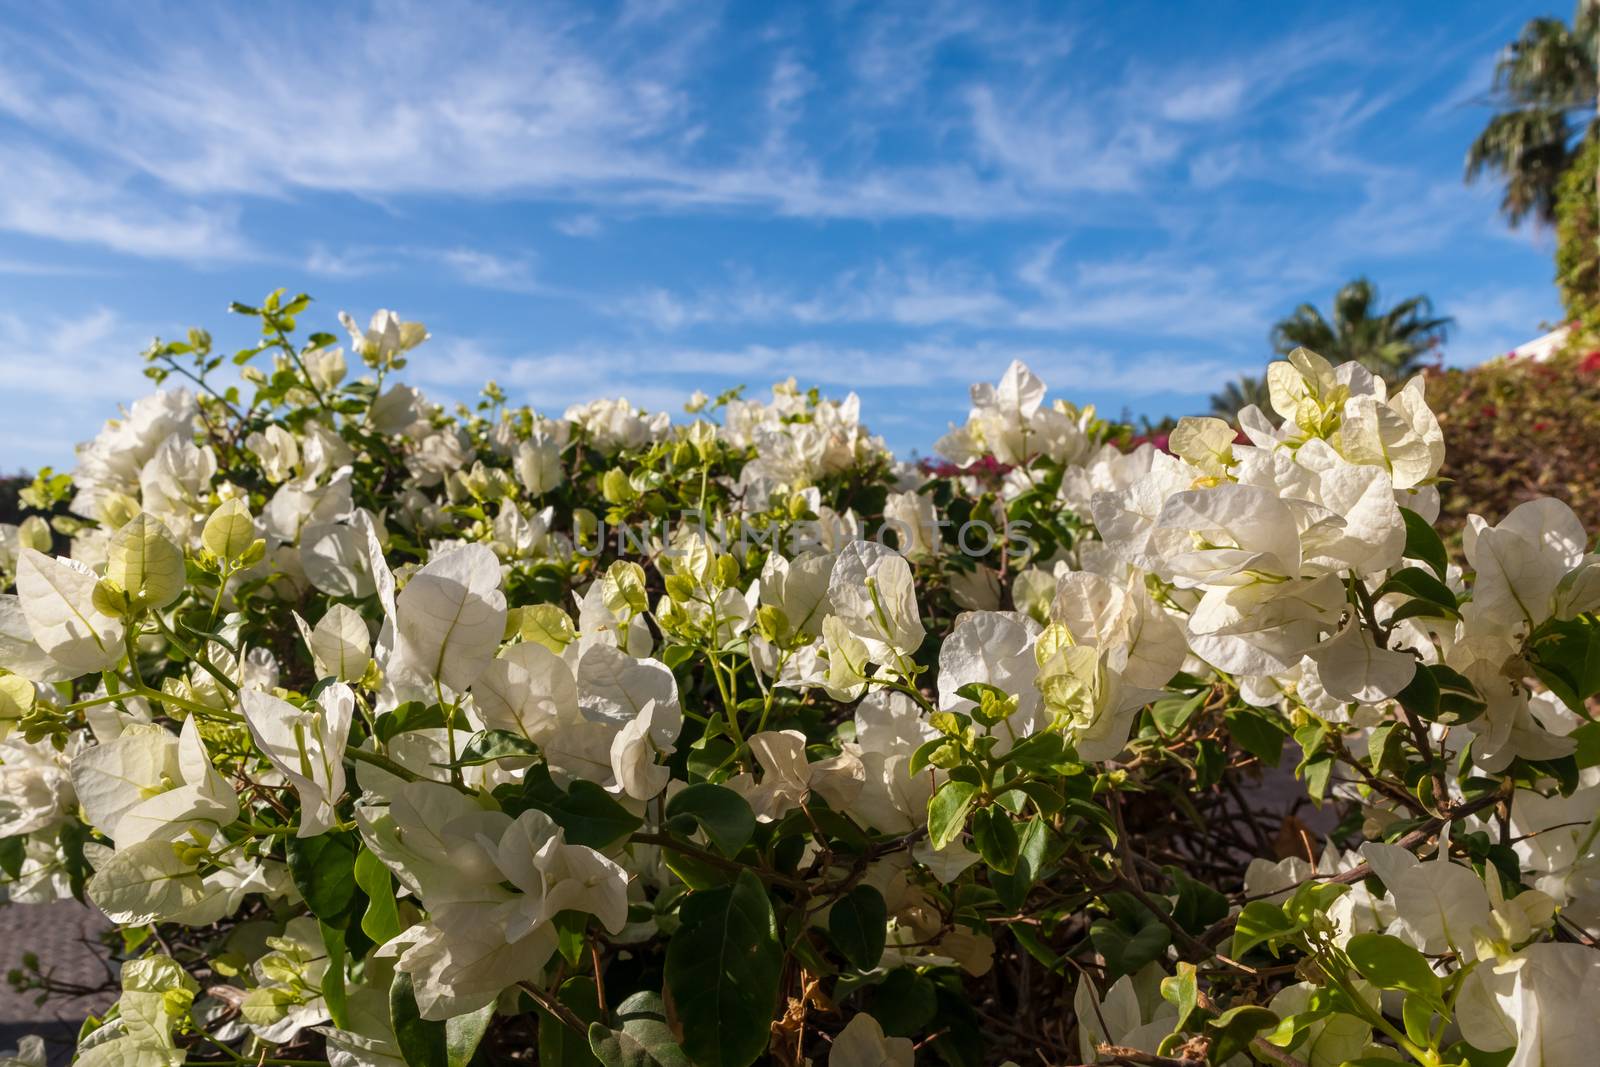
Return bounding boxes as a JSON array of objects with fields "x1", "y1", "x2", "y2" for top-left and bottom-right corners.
[
  {"x1": 1208, "y1": 375, "x2": 1272, "y2": 420},
  {"x1": 1270, "y1": 278, "x2": 1452, "y2": 384},
  {"x1": 1465, "y1": 4, "x2": 1599, "y2": 227}
]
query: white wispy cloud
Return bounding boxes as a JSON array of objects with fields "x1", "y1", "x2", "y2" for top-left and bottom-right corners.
[
  {"x1": 439, "y1": 249, "x2": 540, "y2": 292},
  {"x1": 0, "y1": 144, "x2": 249, "y2": 259},
  {"x1": 0, "y1": 307, "x2": 159, "y2": 468},
  {"x1": 616, "y1": 245, "x2": 1282, "y2": 346},
  {"x1": 0, "y1": 0, "x2": 1386, "y2": 229}
]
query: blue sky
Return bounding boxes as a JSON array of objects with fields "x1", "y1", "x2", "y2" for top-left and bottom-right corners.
[{"x1": 0, "y1": 0, "x2": 1571, "y2": 468}]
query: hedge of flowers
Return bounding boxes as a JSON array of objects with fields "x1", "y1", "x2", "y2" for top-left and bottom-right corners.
[{"x1": 3, "y1": 291, "x2": 1600, "y2": 1067}]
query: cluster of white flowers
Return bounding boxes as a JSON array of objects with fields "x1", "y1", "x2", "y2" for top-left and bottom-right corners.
[{"x1": 3, "y1": 300, "x2": 1600, "y2": 1067}]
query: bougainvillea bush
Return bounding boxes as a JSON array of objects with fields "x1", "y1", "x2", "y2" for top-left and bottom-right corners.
[
  {"x1": 1425, "y1": 343, "x2": 1600, "y2": 543},
  {"x1": 4, "y1": 292, "x2": 1600, "y2": 1067}
]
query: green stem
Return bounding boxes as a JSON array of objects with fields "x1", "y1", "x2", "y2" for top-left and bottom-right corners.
[{"x1": 152, "y1": 614, "x2": 240, "y2": 695}]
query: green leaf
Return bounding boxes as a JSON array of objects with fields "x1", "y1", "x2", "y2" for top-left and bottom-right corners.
[
  {"x1": 1345, "y1": 933, "x2": 1442, "y2": 1001},
  {"x1": 377, "y1": 701, "x2": 452, "y2": 744},
  {"x1": 388, "y1": 971, "x2": 497, "y2": 1067},
  {"x1": 504, "y1": 764, "x2": 643, "y2": 850},
  {"x1": 1573, "y1": 721, "x2": 1600, "y2": 769},
  {"x1": 1283, "y1": 881, "x2": 1350, "y2": 927},
  {"x1": 0, "y1": 836, "x2": 23, "y2": 879},
  {"x1": 537, "y1": 978, "x2": 604, "y2": 1067},
  {"x1": 828, "y1": 884, "x2": 887, "y2": 972},
  {"x1": 59, "y1": 820, "x2": 90, "y2": 902},
  {"x1": 286, "y1": 830, "x2": 361, "y2": 928},
  {"x1": 389, "y1": 971, "x2": 447, "y2": 1067},
  {"x1": 871, "y1": 968, "x2": 938, "y2": 1036},
  {"x1": 319, "y1": 920, "x2": 349, "y2": 1029},
  {"x1": 1431, "y1": 664, "x2": 1487, "y2": 725},
  {"x1": 1090, "y1": 913, "x2": 1171, "y2": 978},
  {"x1": 970, "y1": 806, "x2": 1020, "y2": 874},
  {"x1": 1208, "y1": 1004, "x2": 1278, "y2": 1064},
  {"x1": 1151, "y1": 690, "x2": 1207, "y2": 737},
  {"x1": 1003, "y1": 731, "x2": 1066, "y2": 771},
  {"x1": 908, "y1": 735, "x2": 959, "y2": 775},
  {"x1": 1230, "y1": 901, "x2": 1300, "y2": 959},
  {"x1": 1401, "y1": 990, "x2": 1434, "y2": 1047},
  {"x1": 353, "y1": 848, "x2": 403, "y2": 945},
  {"x1": 927, "y1": 780, "x2": 979, "y2": 851},
  {"x1": 1529, "y1": 615, "x2": 1600, "y2": 714},
  {"x1": 665, "y1": 784, "x2": 757, "y2": 857},
  {"x1": 1164, "y1": 865, "x2": 1228, "y2": 933},
  {"x1": 1395, "y1": 664, "x2": 1440, "y2": 720},
  {"x1": 588, "y1": 1017, "x2": 691, "y2": 1067},
  {"x1": 993, "y1": 817, "x2": 1058, "y2": 911},
  {"x1": 1159, "y1": 961, "x2": 1199, "y2": 1033},
  {"x1": 1224, "y1": 706, "x2": 1289, "y2": 766},
  {"x1": 1378, "y1": 566, "x2": 1460, "y2": 618},
  {"x1": 453, "y1": 729, "x2": 542, "y2": 767},
  {"x1": 1400, "y1": 507, "x2": 1449, "y2": 582},
  {"x1": 664, "y1": 870, "x2": 782, "y2": 1067}
]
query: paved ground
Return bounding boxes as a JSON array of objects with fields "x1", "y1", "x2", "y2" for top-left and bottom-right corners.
[{"x1": 0, "y1": 902, "x2": 114, "y2": 1066}]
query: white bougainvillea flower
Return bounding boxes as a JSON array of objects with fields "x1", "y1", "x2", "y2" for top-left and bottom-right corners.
[
  {"x1": 820, "y1": 614, "x2": 871, "y2": 703},
  {"x1": 247, "y1": 424, "x2": 301, "y2": 484},
  {"x1": 829, "y1": 1012, "x2": 913, "y2": 1067},
  {"x1": 1033, "y1": 627, "x2": 1153, "y2": 763},
  {"x1": 300, "y1": 518, "x2": 380, "y2": 599},
  {"x1": 73, "y1": 955, "x2": 197, "y2": 1067},
  {"x1": 294, "y1": 604, "x2": 372, "y2": 683},
  {"x1": 1450, "y1": 634, "x2": 1579, "y2": 772},
  {"x1": 240, "y1": 916, "x2": 331, "y2": 1044},
  {"x1": 726, "y1": 730, "x2": 864, "y2": 821},
  {"x1": 105, "y1": 513, "x2": 186, "y2": 610},
  {"x1": 938, "y1": 611, "x2": 1044, "y2": 749},
  {"x1": 1185, "y1": 575, "x2": 1344, "y2": 678},
  {"x1": 72, "y1": 717, "x2": 237, "y2": 847},
  {"x1": 934, "y1": 360, "x2": 1087, "y2": 467},
  {"x1": 0, "y1": 734, "x2": 76, "y2": 838},
  {"x1": 472, "y1": 641, "x2": 578, "y2": 745},
  {"x1": 1167, "y1": 415, "x2": 1238, "y2": 479},
  {"x1": 14, "y1": 549, "x2": 125, "y2": 677},
  {"x1": 1464, "y1": 497, "x2": 1593, "y2": 632},
  {"x1": 1359, "y1": 843, "x2": 1491, "y2": 958},
  {"x1": 1149, "y1": 483, "x2": 1302, "y2": 589},
  {"x1": 1306, "y1": 618, "x2": 1416, "y2": 705},
  {"x1": 1456, "y1": 940, "x2": 1600, "y2": 1067},
  {"x1": 1049, "y1": 570, "x2": 1187, "y2": 690},
  {"x1": 577, "y1": 645, "x2": 681, "y2": 740},
  {"x1": 0, "y1": 1034, "x2": 45, "y2": 1067},
  {"x1": 827, "y1": 540, "x2": 924, "y2": 663},
  {"x1": 241, "y1": 683, "x2": 356, "y2": 837},
  {"x1": 1072, "y1": 965, "x2": 1178, "y2": 1062},
  {"x1": 340, "y1": 309, "x2": 428, "y2": 363},
  {"x1": 843, "y1": 691, "x2": 937, "y2": 835},
  {"x1": 0, "y1": 594, "x2": 74, "y2": 683},
  {"x1": 390, "y1": 543, "x2": 507, "y2": 694},
  {"x1": 362, "y1": 786, "x2": 627, "y2": 1020},
  {"x1": 759, "y1": 551, "x2": 834, "y2": 641},
  {"x1": 608, "y1": 699, "x2": 675, "y2": 802},
  {"x1": 883, "y1": 490, "x2": 943, "y2": 559}
]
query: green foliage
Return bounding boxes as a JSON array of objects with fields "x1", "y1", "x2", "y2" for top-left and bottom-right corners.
[
  {"x1": 1270, "y1": 277, "x2": 1451, "y2": 384},
  {"x1": 1556, "y1": 135, "x2": 1600, "y2": 323},
  {"x1": 1466, "y1": 7, "x2": 1597, "y2": 227},
  {"x1": 663, "y1": 871, "x2": 782, "y2": 1067}
]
